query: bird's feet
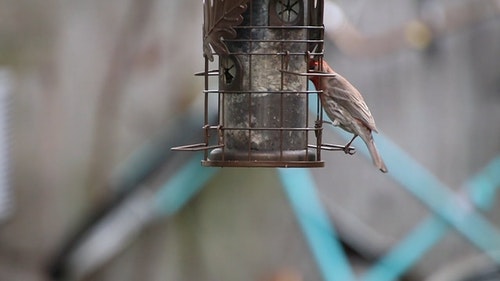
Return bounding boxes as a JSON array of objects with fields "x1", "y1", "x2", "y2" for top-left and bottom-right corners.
[
  {"x1": 314, "y1": 120, "x2": 333, "y2": 128},
  {"x1": 343, "y1": 145, "x2": 356, "y2": 155}
]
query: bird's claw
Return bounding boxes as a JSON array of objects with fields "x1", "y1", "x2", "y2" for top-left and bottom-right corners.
[
  {"x1": 314, "y1": 120, "x2": 333, "y2": 128},
  {"x1": 343, "y1": 146, "x2": 356, "y2": 155}
]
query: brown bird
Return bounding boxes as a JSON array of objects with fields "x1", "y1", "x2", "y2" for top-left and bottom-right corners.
[{"x1": 309, "y1": 59, "x2": 388, "y2": 173}]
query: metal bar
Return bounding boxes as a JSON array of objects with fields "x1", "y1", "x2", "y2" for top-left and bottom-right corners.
[
  {"x1": 361, "y1": 155, "x2": 500, "y2": 281},
  {"x1": 221, "y1": 127, "x2": 317, "y2": 131},
  {"x1": 368, "y1": 132, "x2": 500, "y2": 259},
  {"x1": 171, "y1": 143, "x2": 224, "y2": 152},
  {"x1": 221, "y1": 89, "x2": 226, "y2": 161},
  {"x1": 155, "y1": 153, "x2": 219, "y2": 216},
  {"x1": 204, "y1": 160, "x2": 323, "y2": 168},
  {"x1": 217, "y1": 93, "x2": 222, "y2": 150},
  {"x1": 203, "y1": 89, "x2": 320, "y2": 94},
  {"x1": 309, "y1": 94, "x2": 500, "y2": 262},
  {"x1": 279, "y1": 46, "x2": 285, "y2": 161},
  {"x1": 308, "y1": 143, "x2": 355, "y2": 153},
  {"x1": 278, "y1": 168, "x2": 355, "y2": 281},
  {"x1": 194, "y1": 69, "x2": 219, "y2": 76},
  {"x1": 314, "y1": 79, "x2": 323, "y2": 161},
  {"x1": 234, "y1": 25, "x2": 324, "y2": 30},
  {"x1": 203, "y1": 57, "x2": 209, "y2": 161},
  {"x1": 464, "y1": 156, "x2": 500, "y2": 210},
  {"x1": 361, "y1": 216, "x2": 448, "y2": 281},
  {"x1": 247, "y1": 0, "x2": 253, "y2": 162},
  {"x1": 244, "y1": 52, "x2": 317, "y2": 55},
  {"x1": 304, "y1": 58, "x2": 310, "y2": 160},
  {"x1": 224, "y1": 39, "x2": 324, "y2": 43},
  {"x1": 281, "y1": 69, "x2": 337, "y2": 77},
  {"x1": 216, "y1": 52, "x2": 324, "y2": 56}
]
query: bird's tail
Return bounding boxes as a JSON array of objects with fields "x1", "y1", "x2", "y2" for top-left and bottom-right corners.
[{"x1": 362, "y1": 135, "x2": 388, "y2": 173}]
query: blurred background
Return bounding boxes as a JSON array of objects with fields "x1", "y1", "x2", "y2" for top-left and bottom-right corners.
[{"x1": 1, "y1": 0, "x2": 500, "y2": 280}]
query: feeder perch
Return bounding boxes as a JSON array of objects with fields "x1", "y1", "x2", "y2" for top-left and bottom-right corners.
[{"x1": 172, "y1": 0, "x2": 352, "y2": 167}]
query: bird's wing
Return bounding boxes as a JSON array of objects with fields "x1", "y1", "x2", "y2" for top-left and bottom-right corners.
[{"x1": 326, "y1": 76, "x2": 378, "y2": 132}]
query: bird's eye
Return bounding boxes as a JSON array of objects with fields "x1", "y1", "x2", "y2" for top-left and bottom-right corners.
[
  {"x1": 308, "y1": 61, "x2": 315, "y2": 69},
  {"x1": 308, "y1": 60, "x2": 319, "y2": 71}
]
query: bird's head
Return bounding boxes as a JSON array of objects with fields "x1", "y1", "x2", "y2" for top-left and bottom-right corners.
[
  {"x1": 307, "y1": 59, "x2": 336, "y2": 88},
  {"x1": 308, "y1": 58, "x2": 321, "y2": 72},
  {"x1": 308, "y1": 59, "x2": 334, "y2": 73},
  {"x1": 308, "y1": 59, "x2": 322, "y2": 87}
]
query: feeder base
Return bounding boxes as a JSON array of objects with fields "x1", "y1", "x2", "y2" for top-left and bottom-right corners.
[{"x1": 202, "y1": 148, "x2": 324, "y2": 168}]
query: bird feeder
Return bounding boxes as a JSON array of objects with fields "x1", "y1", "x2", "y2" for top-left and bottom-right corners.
[{"x1": 173, "y1": 0, "x2": 349, "y2": 167}]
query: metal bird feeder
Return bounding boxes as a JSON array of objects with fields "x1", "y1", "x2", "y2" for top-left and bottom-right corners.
[{"x1": 173, "y1": 0, "x2": 348, "y2": 167}]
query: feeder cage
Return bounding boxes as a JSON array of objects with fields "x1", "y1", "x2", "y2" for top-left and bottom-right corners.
[{"x1": 173, "y1": 0, "x2": 347, "y2": 167}]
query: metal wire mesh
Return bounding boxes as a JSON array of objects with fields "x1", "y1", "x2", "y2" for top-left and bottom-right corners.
[{"x1": 172, "y1": 0, "x2": 349, "y2": 167}]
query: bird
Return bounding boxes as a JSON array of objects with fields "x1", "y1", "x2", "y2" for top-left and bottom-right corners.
[{"x1": 309, "y1": 59, "x2": 388, "y2": 173}]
